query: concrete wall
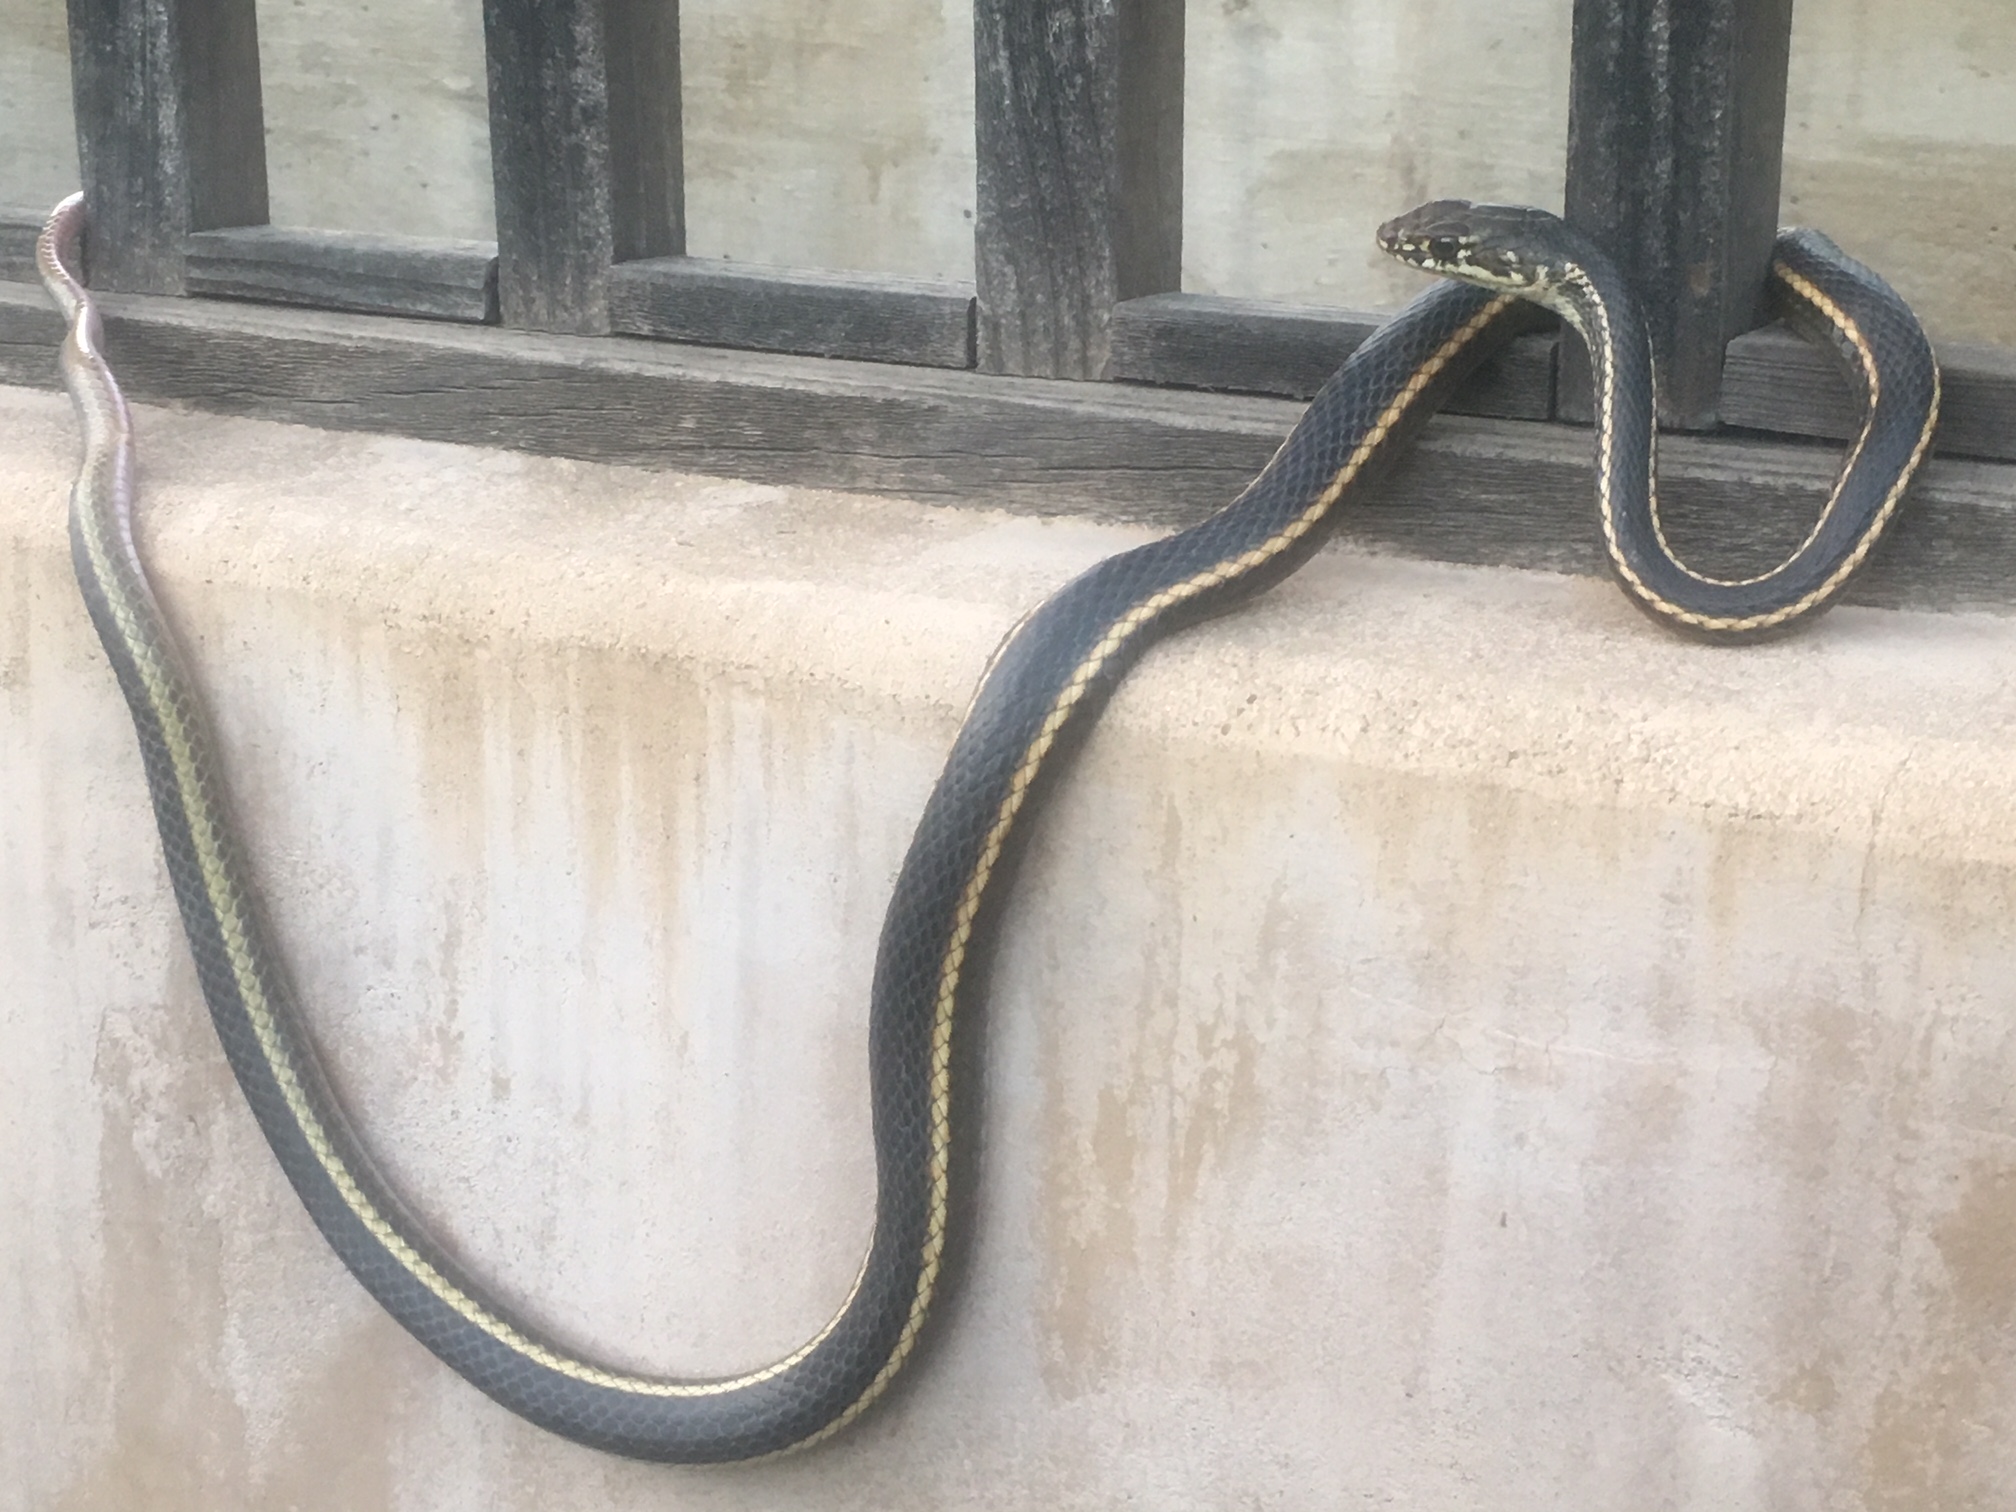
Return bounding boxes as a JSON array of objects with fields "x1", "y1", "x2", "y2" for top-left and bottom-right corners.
[
  {"x1": 1780, "y1": 0, "x2": 2016, "y2": 347},
  {"x1": 1182, "y1": 0, "x2": 1571, "y2": 314},
  {"x1": 2, "y1": 1, "x2": 2010, "y2": 337},
  {"x1": 251, "y1": 0, "x2": 494, "y2": 246},
  {"x1": 8, "y1": 380, "x2": 2016, "y2": 1508},
  {"x1": 247, "y1": 0, "x2": 980, "y2": 279},
  {"x1": 0, "y1": 0, "x2": 76, "y2": 210}
]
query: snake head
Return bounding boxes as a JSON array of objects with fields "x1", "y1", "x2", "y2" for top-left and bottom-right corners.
[{"x1": 1376, "y1": 199, "x2": 1565, "y2": 294}]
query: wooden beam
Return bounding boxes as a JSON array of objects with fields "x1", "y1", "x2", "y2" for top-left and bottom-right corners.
[
  {"x1": 3, "y1": 279, "x2": 2011, "y2": 618},
  {"x1": 603, "y1": 0, "x2": 683, "y2": 266},
  {"x1": 0, "y1": 212, "x2": 43, "y2": 286},
  {"x1": 63, "y1": 0, "x2": 269, "y2": 295},
  {"x1": 1563, "y1": 0, "x2": 1795, "y2": 429},
  {"x1": 481, "y1": 0, "x2": 683, "y2": 334},
  {"x1": 609, "y1": 258, "x2": 974, "y2": 368},
  {"x1": 186, "y1": 228, "x2": 499, "y2": 324},
  {"x1": 1110, "y1": 292, "x2": 1556, "y2": 419},
  {"x1": 1723, "y1": 324, "x2": 2016, "y2": 465},
  {"x1": 973, "y1": 0, "x2": 1183, "y2": 379}
]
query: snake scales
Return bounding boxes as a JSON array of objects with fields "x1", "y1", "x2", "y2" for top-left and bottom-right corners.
[{"x1": 38, "y1": 194, "x2": 1938, "y2": 1460}]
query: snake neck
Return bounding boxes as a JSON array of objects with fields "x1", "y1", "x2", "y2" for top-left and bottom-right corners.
[{"x1": 1536, "y1": 257, "x2": 1662, "y2": 596}]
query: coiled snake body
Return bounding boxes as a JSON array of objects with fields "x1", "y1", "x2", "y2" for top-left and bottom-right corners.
[{"x1": 38, "y1": 194, "x2": 1938, "y2": 1461}]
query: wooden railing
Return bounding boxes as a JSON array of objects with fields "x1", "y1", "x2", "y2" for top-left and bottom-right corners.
[{"x1": 0, "y1": 0, "x2": 2011, "y2": 599}]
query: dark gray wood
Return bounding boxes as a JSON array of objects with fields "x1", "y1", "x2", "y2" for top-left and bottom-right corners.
[
  {"x1": 482, "y1": 0, "x2": 683, "y2": 334},
  {"x1": 1109, "y1": 292, "x2": 1557, "y2": 420},
  {"x1": 1112, "y1": 292, "x2": 1381, "y2": 396},
  {"x1": 1724, "y1": 324, "x2": 2016, "y2": 465},
  {"x1": 4, "y1": 278, "x2": 2011, "y2": 616},
  {"x1": 64, "y1": 0, "x2": 269, "y2": 295},
  {"x1": 1350, "y1": 410, "x2": 2016, "y2": 617},
  {"x1": 603, "y1": 0, "x2": 683, "y2": 265},
  {"x1": 0, "y1": 211, "x2": 43, "y2": 285},
  {"x1": 609, "y1": 258, "x2": 974, "y2": 368},
  {"x1": 974, "y1": 0, "x2": 1183, "y2": 379},
  {"x1": 1564, "y1": 0, "x2": 1796, "y2": 429},
  {"x1": 185, "y1": 227, "x2": 499, "y2": 323}
]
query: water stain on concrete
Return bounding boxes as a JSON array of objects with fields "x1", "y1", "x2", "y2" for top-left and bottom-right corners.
[
  {"x1": 1935, "y1": 1160, "x2": 2016, "y2": 1331},
  {"x1": 56, "y1": 984, "x2": 253, "y2": 1510},
  {"x1": 1861, "y1": 1366, "x2": 1999, "y2": 1512}
]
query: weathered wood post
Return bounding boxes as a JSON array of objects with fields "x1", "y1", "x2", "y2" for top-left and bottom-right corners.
[
  {"x1": 64, "y1": 0, "x2": 268, "y2": 293},
  {"x1": 1563, "y1": 0, "x2": 1797, "y2": 429},
  {"x1": 974, "y1": 0, "x2": 1185, "y2": 379},
  {"x1": 482, "y1": 0, "x2": 684, "y2": 333}
]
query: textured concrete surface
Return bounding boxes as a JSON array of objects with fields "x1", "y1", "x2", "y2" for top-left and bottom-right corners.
[
  {"x1": 7, "y1": 379, "x2": 2016, "y2": 1508},
  {"x1": 252, "y1": 0, "x2": 494, "y2": 244},
  {"x1": 1779, "y1": 0, "x2": 2016, "y2": 346},
  {"x1": 0, "y1": 0, "x2": 75, "y2": 211},
  {"x1": 1185, "y1": 0, "x2": 2016, "y2": 346},
  {"x1": 1182, "y1": 0, "x2": 1572, "y2": 314},
  {"x1": 678, "y1": 0, "x2": 975, "y2": 279},
  {"x1": 2, "y1": 0, "x2": 2010, "y2": 337},
  {"x1": 248, "y1": 0, "x2": 979, "y2": 278}
]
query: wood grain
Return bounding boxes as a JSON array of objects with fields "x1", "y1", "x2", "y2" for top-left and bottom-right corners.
[
  {"x1": 1110, "y1": 292, "x2": 1557, "y2": 420},
  {"x1": 63, "y1": 0, "x2": 269, "y2": 295},
  {"x1": 974, "y1": 0, "x2": 1182, "y2": 378},
  {"x1": 185, "y1": 227, "x2": 499, "y2": 323},
  {"x1": 3, "y1": 279, "x2": 2010, "y2": 616},
  {"x1": 1724, "y1": 323, "x2": 2016, "y2": 464},
  {"x1": 1564, "y1": 0, "x2": 1796, "y2": 428},
  {"x1": 481, "y1": 0, "x2": 683, "y2": 333},
  {"x1": 0, "y1": 212, "x2": 42, "y2": 286},
  {"x1": 609, "y1": 258, "x2": 974, "y2": 368}
]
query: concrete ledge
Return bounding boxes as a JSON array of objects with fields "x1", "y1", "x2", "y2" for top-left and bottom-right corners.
[{"x1": 7, "y1": 383, "x2": 2016, "y2": 1508}]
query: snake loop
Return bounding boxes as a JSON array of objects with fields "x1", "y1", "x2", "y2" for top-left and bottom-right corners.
[{"x1": 1378, "y1": 200, "x2": 1941, "y2": 640}]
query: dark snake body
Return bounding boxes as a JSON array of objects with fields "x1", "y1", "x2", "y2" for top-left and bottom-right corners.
[
  {"x1": 1377, "y1": 201, "x2": 1941, "y2": 639},
  {"x1": 38, "y1": 193, "x2": 1936, "y2": 1461}
]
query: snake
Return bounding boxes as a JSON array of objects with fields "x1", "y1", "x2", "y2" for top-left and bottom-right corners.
[{"x1": 37, "y1": 191, "x2": 1938, "y2": 1462}]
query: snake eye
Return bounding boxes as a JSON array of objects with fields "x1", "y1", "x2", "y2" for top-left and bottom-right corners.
[{"x1": 1426, "y1": 236, "x2": 1463, "y2": 263}]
